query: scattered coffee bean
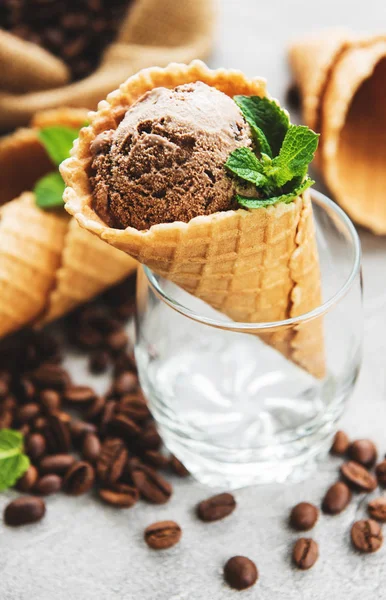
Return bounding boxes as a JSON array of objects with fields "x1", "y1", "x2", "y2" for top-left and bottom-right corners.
[
  {"x1": 322, "y1": 482, "x2": 352, "y2": 515},
  {"x1": 292, "y1": 538, "x2": 319, "y2": 570},
  {"x1": 375, "y1": 461, "x2": 386, "y2": 486},
  {"x1": 4, "y1": 496, "x2": 46, "y2": 526},
  {"x1": 348, "y1": 439, "x2": 377, "y2": 467},
  {"x1": 137, "y1": 423, "x2": 162, "y2": 451},
  {"x1": 82, "y1": 433, "x2": 101, "y2": 464},
  {"x1": 63, "y1": 385, "x2": 96, "y2": 405},
  {"x1": 131, "y1": 464, "x2": 172, "y2": 504},
  {"x1": 99, "y1": 484, "x2": 139, "y2": 508},
  {"x1": 143, "y1": 450, "x2": 170, "y2": 470},
  {"x1": 197, "y1": 493, "x2": 236, "y2": 522},
  {"x1": 15, "y1": 465, "x2": 38, "y2": 492},
  {"x1": 39, "y1": 454, "x2": 75, "y2": 475},
  {"x1": 106, "y1": 330, "x2": 128, "y2": 354},
  {"x1": 44, "y1": 413, "x2": 71, "y2": 453},
  {"x1": 330, "y1": 430, "x2": 350, "y2": 455},
  {"x1": 290, "y1": 502, "x2": 318, "y2": 531},
  {"x1": 351, "y1": 519, "x2": 383, "y2": 553},
  {"x1": 114, "y1": 371, "x2": 138, "y2": 396},
  {"x1": 39, "y1": 389, "x2": 61, "y2": 414},
  {"x1": 144, "y1": 521, "x2": 182, "y2": 550},
  {"x1": 34, "y1": 474, "x2": 62, "y2": 496},
  {"x1": 108, "y1": 414, "x2": 141, "y2": 438},
  {"x1": 25, "y1": 433, "x2": 46, "y2": 461},
  {"x1": 89, "y1": 350, "x2": 109, "y2": 374},
  {"x1": 63, "y1": 461, "x2": 95, "y2": 496},
  {"x1": 31, "y1": 363, "x2": 70, "y2": 391},
  {"x1": 118, "y1": 394, "x2": 150, "y2": 422},
  {"x1": 69, "y1": 419, "x2": 97, "y2": 441},
  {"x1": 368, "y1": 497, "x2": 386, "y2": 522},
  {"x1": 82, "y1": 394, "x2": 105, "y2": 421},
  {"x1": 170, "y1": 455, "x2": 190, "y2": 477},
  {"x1": 17, "y1": 403, "x2": 40, "y2": 424},
  {"x1": 97, "y1": 438, "x2": 128, "y2": 485},
  {"x1": 340, "y1": 461, "x2": 377, "y2": 491},
  {"x1": 224, "y1": 556, "x2": 258, "y2": 590}
]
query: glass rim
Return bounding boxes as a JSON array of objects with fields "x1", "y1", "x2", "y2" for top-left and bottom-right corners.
[{"x1": 143, "y1": 189, "x2": 362, "y2": 332}]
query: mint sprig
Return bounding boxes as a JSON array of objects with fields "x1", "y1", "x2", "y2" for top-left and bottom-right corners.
[
  {"x1": 35, "y1": 125, "x2": 84, "y2": 210},
  {"x1": 226, "y1": 96, "x2": 319, "y2": 209},
  {"x1": 0, "y1": 429, "x2": 30, "y2": 492}
]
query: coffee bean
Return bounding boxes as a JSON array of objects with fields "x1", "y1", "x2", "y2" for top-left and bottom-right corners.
[
  {"x1": 0, "y1": 408, "x2": 12, "y2": 428},
  {"x1": 69, "y1": 419, "x2": 97, "y2": 441},
  {"x1": 351, "y1": 519, "x2": 383, "y2": 553},
  {"x1": 368, "y1": 497, "x2": 386, "y2": 522},
  {"x1": 340, "y1": 461, "x2": 377, "y2": 491},
  {"x1": 290, "y1": 502, "x2": 318, "y2": 531},
  {"x1": 39, "y1": 454, "x2": 76, "y2": 475},
  {"x1": 108, "y1": 414, "x2": 141, "y2": 439},
  {"x1": 144, "y1": 521, "x2": 182, "y2": 550},
  {"x1": 82, "y1": 395, "x2": 105, "y2": 421},
  {"x1": 25, "y1": 433, "x2": 46, "y2": 461},
  {"x1": 292, "y1": 538, "x2": 319, "y2": 570},
  {"x1": 0, "y1": 378, "x2": 9, "y2": 399},
  {"x1": 330, "y1": 430, "x2": 350, "y2": 455},
  {"x1": 322, "y1": 482, "x2": 352, "y2": 515},
  {"x1": 44, "y1": 414, "x2": 71, "y2": 453},
  {"x1": 114, "y1": 372, "x2": 138, "y2": 396},
  {"x1": 39, "y1": 389, "x2": 61, "y2": 414},
  {"x1": 348, "y1": 439, "x2": 377, "y2": 467},
  {"x1": 143, "y1": 450, "x2": 170, "y2": 470},
  {"x1": 33, "y1": 416, "x2": 47, "y2": 432},
  {"x1": 375, "y1": 461, "x2": 386, "y2": 486},
  {"x1": 63, "y1": 385, "x2": 96, "y2": 404},
  {"x1": 137, "y1": 423, "x2": 161, "y2": 451},
  {"x1": 82, "y1": 433, "x2": 101, "y2": 463},
  {"x1": 224, "y1": 556, "x2": 258, "y2": 590},
  {"x1": 285, "y1": 83, "x2": 301, "y2": 110},
  {"x1": 197, "y1": 493, "x2": 236, "y2": 522},
  {"x1": 99, "y1": 484, "x2": 139, "y2": 508},
  {"x1": 34, "y1": 474, "x2": 62, "y2": 496},
  {"x1": 118, "y1": 394, "x2": 150, "y2": 422},
  {"x1": 64, "y1": 461, "x2": 95, "y2": 495},
  {"x1": 97, "y1": 438, "x2": 128, "y2": 484},
  {"x1": 113, "y1": 351, "x2": 137, "y2": 376},
  {"x1": 17, "y1": 402, "x2": 40, "y2": 424},
  {"x1": 106, "y1": 330, "x2": 128, "y2": 353},
  {"x1": 31, "y1": 364, "x2": 70, "y2": 391},
  {"x1": 4, "y1": 496, "x2": 46, "y2": 526},
  {"x1": 89, "y1": 350, "x2": 109, "y2": 374},
  {"x1": 15, "y1": 465, "x2": 38, "y2": 492},
  {"x1": 99, "y1": 400, "x2": 117, "y2": 434},
  {"x1": 131, "y1": 464, "x2": 172, "y2": 504},
  {"x1": 2, "y1": 394, "x2": 16, "y2": 412},
  {"x1": 170, "y1": 455, "x2": 190, "y2": 477}
]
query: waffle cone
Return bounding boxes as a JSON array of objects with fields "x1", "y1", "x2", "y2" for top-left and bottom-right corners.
[
  {"x1": 289, "y1": 30, "x2": 386, "y2": 234},
  {"x1": 62, "y1": 61, "x2": 325, "y2": 377},
  {"x1": 0, "y1": 108, "x2": 137, "y2": 338}
]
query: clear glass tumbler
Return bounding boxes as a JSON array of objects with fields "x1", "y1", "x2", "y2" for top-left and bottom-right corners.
[{"x1": 135, "y1": 190, "x2": 362, "y2": 488}]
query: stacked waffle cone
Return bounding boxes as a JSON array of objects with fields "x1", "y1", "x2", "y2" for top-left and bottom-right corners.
[
  {"x1": 0, "y1": 108, "x2": 137, "y2": 339},
  {"x1": 289, "y1": 29, "x2": 386, "y2": 234},
  {"x1": 63, "y1": 60, "x2": 325, "y2": 378}
]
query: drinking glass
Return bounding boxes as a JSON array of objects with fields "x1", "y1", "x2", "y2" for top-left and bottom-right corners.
[{"x1": 135, "y1": 190, "x2": 362, "y2": 488}]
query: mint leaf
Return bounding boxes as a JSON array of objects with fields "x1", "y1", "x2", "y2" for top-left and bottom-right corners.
[
  {"x1": 236, "y1": 176, "x2": 314, "y2": 209},
  {"x1": 38, "y1": 126, "x2": 80, "y2": 166},
  {"x1": 0, "y1": 429, "x2": 30, "y2": 492},
  {"x1": 225, "y1": 147, "x2": 268, "y2": 187},
  {"x1": 234, "y1": 96, "x2": 289, "y2": 156},
  {"x1": 270, "y1": 125, "x2": 319, "y2": 187},
  {"x1": 34, "y1": 171, "x2": 65, "y2": 209}
]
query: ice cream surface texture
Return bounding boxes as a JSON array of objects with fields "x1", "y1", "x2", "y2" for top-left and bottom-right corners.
[{"x1": 91, "y1": 82, "x2": 253, "y2": 230}]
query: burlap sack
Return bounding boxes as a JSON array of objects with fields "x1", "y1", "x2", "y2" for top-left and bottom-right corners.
[{"x1": 0, "y1": 0, "x2": 215, "y2": 130}]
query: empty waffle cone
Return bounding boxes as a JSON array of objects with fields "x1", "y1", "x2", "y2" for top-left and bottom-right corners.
[
  {"x1": 62, "y1": 61, "x2": 325, "y2": 378},
  {"x1": 289, "y1": 31, "x2": 386, "y2": 234},
  {"x1": 0, "y1": 108, "x2": 137, "y2": 339}
]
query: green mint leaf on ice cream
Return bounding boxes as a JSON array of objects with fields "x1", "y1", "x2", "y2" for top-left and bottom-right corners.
[
  {"x1": 0, "y1": 429, "x2": 30, "y2": 492},
  {"x1": 35, "y1": 172, "x2": 66, "y2": 210},
  {"x1": 226, "y1": 96, "x2": 319, "y2": 208}
]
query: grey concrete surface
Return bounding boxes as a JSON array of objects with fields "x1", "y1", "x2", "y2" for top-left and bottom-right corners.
[{"x1": 1, "y1": 1, "x2": 386, "y2": 598}]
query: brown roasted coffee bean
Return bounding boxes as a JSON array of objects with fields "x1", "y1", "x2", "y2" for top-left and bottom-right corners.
[
  {"x1": 224, "y1": 556, "x2": 258, "y2": 590},
  {"x1": 34, "y1": 474, "x2": 62, "y2": 496},
  {"x1": 89, "y1": 350, "x2": 109, "y2": 374},
  {"x1": 4, "y1": 496, "x2": 46, "y2": 527},
  {"x1": 330, "y1": 429, "x2": 349, "y2": 455},
  {"x1": 64, "y1": 461, "x2": 95, "y2": 495},
  {"x1": 99, "y1": 400, "x2": 117, "y2": 434},
  {"x1": 109, "y1": 414, "x2": 141, "y2": 439},
  {"x1": 39, "y1": 389, "x2": 61, "y2": 414},
  {"x1": 348, "y1": 439, "x2": 377, "y2": 467},
  {"x1": 82, "y1": 433, "x2": 101, "y2": 464},
  {"x1": 113, "y1": 351, "x2": 137, "y2": 376},
  {"x1": 0, "y1": 408, "x2": 13, "y2": 428},
  {"x1": 114, "y1": 372, "x2": 138, "y2": 396},
  {"x1": 197, "y1": 493, "x2": 236, "y2": 522},
  {"x1": 106, "y1": 330, "x2": 128, "y2": 353},
  {"x1": 118, "y1": 394, "x2": 150, "y2": 422},
  {"x1": 170, "y1": 455, "x2": 190, "y2": 477},
  {"x1": 17, "y1": 403, "x2": 40, "y2": 424},
  {"x1": 368, "y1": 497, "x2": 386, "y2": 522},
  {"x1": 322, "y1": 482, "x2": 352, "y2": 515},
  {"x1": 99, "y1": 484, "x2": 139, "y2": 508},
  {"x1": 83, "y1": 395, "x2": 105, "y2": 421},
  {"x1": 144, "y1": 521, "x2": 182, "y2": 550},
  {"x1": 143, "y1": 450, "x2": 170, "y2": 470},
  {"x1": 44, "y1": 413, "x2": 71, "y2": 453},
  {"x1": 15, "y1": 465, "x2": 38, "y2": 492},
  {"x1": 69, "y1": 419, "x2": 97, "y2": 441},
  {"x1": 375, "y1": 461, "x2": 386, "y2": 486},
  {"x1": 351, "y1": 519, "x2": 383, "y2": 553},
  {"x1": 31, "y1": 364, "x2": 70, "y2": 391},
  {"x1": 289, "y1": 502, "x2": 318, "y2": 530},
  {"x1": 0, "y1": 378, "x2": 9, "y2": 399},
  {"x1": 137, "y1": 423, "x2": 162, "y2": 451},
  {"x1": 2, "y1": 394, "x2": 16, "y2": 412},
  {"x1": 25, "y1": 433, "x2": 46, "y2": 461},
  {"x1": 97, "y1": 438, "x2": 128, "y2": 484},
  {"x1": 63, "y1": 385, "x2": 96, "y2": 404},
  {"x1": 131, "y1": 464, "x2": 172, "y2": 504},
  {"x1": 17, "y1": 378, "x2": 35, "y2": 402},
  {"x1": 39, "y1": 454, "x2": 76, "y2": 475},
  {"x1": 292, "y1": 538, "x2": 319, "y2": 569},
  {"x1": 340, "y1": 461, "x2": 377, "y2": 491},
  {"x1": 33, "y1": 416, "x2": 47, "y2": 432}
]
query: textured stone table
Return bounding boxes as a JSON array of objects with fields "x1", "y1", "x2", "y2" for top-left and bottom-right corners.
[{"x1": 1, "y1": 1, "x2": 386, "y2": 598}]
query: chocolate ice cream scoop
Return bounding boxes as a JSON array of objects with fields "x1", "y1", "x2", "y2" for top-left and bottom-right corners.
[{"x1": 90, "y1": 82, "x2": 253, "y2": 230}]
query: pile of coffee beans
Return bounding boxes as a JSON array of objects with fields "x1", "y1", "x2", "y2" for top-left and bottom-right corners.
[{"x1": 0, "y1": 0, "x2": 134, "y2": 81}]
